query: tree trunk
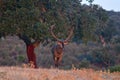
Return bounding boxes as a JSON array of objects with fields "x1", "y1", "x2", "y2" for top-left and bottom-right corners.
[
  {"x1": 18, "y1": 34, "x2": 39, "y2": 68},
  {"x1": 26, "y1": 43, "x2": 37, "y2": 68}
]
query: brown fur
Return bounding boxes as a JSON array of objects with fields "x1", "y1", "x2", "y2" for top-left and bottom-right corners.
[{"x1": 52, "y1": 42, "x2": 64, "y2": 67}]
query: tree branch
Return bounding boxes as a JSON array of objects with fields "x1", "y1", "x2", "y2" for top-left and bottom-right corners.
[{"x1": 18, "y1": 34, "x2": 31, "y2": 46}]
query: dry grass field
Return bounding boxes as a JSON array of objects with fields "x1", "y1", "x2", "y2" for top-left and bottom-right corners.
[{"x1": 0, "y1": 66, "x2": 120, "y2": 80}]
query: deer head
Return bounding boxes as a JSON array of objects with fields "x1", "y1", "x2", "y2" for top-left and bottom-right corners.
[{"x1": 50, "y1": 24, "x2": 74, "y2": 49}]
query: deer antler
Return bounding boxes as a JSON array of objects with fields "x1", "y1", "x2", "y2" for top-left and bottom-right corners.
[
  {"x1": 64, "y1": 27, "x2": 74, "y2": 42},
  {"x1": 50, "y1": 24, "x2": 60, "y2": 41}
]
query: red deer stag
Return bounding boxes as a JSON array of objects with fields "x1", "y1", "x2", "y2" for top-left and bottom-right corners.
[{"x1": 50, "y1": 25, "x2": 74, "y2": 67}]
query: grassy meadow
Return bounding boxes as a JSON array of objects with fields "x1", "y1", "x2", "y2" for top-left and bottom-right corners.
[{"x1": 0, "y1": 66, "x2": 120, "y2": 80}]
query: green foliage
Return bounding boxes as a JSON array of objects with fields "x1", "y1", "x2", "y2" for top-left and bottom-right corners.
[
  {"x1": 89, "y1": 47, "x2": 116, "y2": 67},
  {"x1": 111, "y1": 36, "x2": 120, "y2": 44},
  {"x1": 109, "y1": 65, "x2": 120, "y2": 72},
  {"x1": 0, "y1": 0, "x2": 109, "y2": 43},
  {"x1": 0, "y1": 37, "x2": 27, "y2": 66},
  {"x1": 17, "y1": 55, "x2": 26, "y2": 62},
  {"x1": 0, "y1": 0, "x2": 40, "y2": 38},
  {"x1": 86, "y1": 0, "x2": 94, "y2": 5},
  {"x1": 79, "y1": 58, "x2": 90, "y2": 68},
  {"x1": 100, "y1": 11, "x2": 120, "y2": 44}
]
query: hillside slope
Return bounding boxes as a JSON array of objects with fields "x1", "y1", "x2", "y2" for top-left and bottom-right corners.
[{"x1": 0, "y1": 66, "x2": 120, "y2": 80}]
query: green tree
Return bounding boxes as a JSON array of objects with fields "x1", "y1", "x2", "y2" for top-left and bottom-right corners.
[{"x1": 0, "y1": 0, "x2": 76, "y2": 66}]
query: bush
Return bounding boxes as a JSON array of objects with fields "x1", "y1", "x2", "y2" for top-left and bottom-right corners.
[
  {"x1": 17, "y1": 55, "x2": 26, "y2": 63},
  {"x1": 111, "y1": 35, "x2": 120, "y2": 44},
  {"x1": 89, "y1": 47, "x2": 116, "y2": 67},
  {"x1": 114, "y1": 43, "x2": 120, "y2": 53},
  {"x1": 109, "y1": 65, "x2": 120, "y2": 72},
  {"x1": 79, "y1": 58, "x2": 90, "y2": 68}
]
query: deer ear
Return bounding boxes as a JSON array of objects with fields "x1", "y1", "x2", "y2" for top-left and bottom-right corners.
[{"x1": 64, "y1": 41, "x2": 68, "y2": 45}]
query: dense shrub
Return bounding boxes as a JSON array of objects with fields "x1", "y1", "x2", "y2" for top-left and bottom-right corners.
[
  {"x1": 111, "y1": 35, "x2": 120, "y2": 44},
  {"x1": 109, "y1": 65, "x2": 120, "y2": 72},
  {"x1": 0, "y1": 36, "x2": 120, "y2": 70},
  {"x1": 0, "y1": 36, "x2": 27, "y2": 66},
  {"x1": 114, "y1": 43, "x2": 120, "y2": 53},
  {"x1": 79, "y1": 58, "x2": 90, "y2": 68},
  {"x1": 89, "y1": 47, "x2": 116, "y2": 67}
]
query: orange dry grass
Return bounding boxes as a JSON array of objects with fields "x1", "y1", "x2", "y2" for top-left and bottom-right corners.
[{"x1": 0, "y1": 66, "x2": 120, "y2": 80}]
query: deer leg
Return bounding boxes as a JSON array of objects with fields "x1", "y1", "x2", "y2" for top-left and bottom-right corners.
[
  {"x1": 54, "y1": 57, "x2": 59, "y2": 67},
  {"x1": 58, "y1": 56, "x2": 62, "y2": 66}
]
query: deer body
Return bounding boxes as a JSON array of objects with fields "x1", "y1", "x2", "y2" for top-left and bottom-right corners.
[{"x1": 51, "y1": 42, "x2": 64, "y2": 67}]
